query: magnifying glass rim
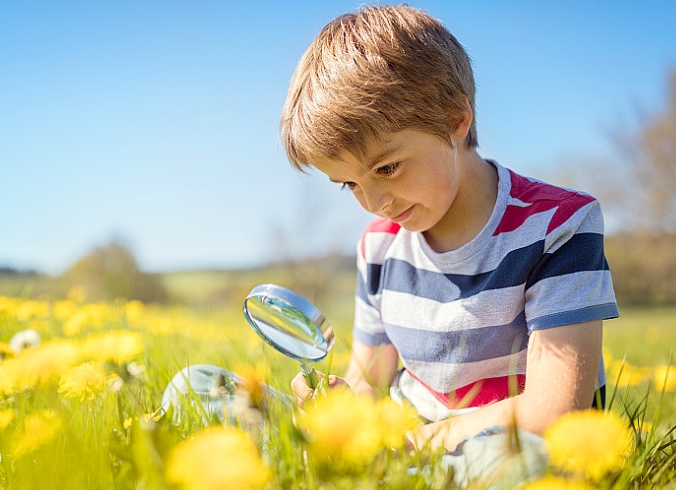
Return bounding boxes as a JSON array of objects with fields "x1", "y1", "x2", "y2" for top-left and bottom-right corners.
[{"x1": 243, "y1": 283, "x2": 334, "y2": 362}]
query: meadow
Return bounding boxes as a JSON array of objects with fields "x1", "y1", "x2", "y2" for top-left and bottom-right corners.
[{"x1": 0, "y1": 288, "x2": 674, "y2": 489}]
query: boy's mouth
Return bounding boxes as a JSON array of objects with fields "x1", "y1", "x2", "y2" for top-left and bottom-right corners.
[{"x1": 389, "y1": 205, "x2": 415, "y2": 223}]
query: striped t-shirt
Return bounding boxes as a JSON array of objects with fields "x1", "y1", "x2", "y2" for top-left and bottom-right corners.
[{"x1": 353, "y1": 161, "x2": 619, "y2": 422}]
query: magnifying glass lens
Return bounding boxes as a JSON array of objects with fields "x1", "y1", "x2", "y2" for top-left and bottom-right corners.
[{"x1": 245, "y1": 295, "x2": 328, "y2": 360}]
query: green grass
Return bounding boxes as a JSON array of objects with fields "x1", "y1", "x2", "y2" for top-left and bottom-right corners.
[
  {"x1": 1, "y1": 296, "x2": 675, "y2": 489},
  {"x1": 604, "y1": 305, "x2": 676, "y2": 366}
]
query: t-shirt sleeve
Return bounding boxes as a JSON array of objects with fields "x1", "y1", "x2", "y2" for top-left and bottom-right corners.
[
  {"x1": 524, "y1": 198, "x2": 619, "y2": 331},
  {"x1": 352, "y1": 226, "x2": 392, "y2": 347}
]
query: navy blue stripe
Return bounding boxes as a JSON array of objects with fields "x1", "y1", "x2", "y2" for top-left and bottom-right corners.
[
  {"x1": 530, "y1": 302, "x2": 619, "y2": 330},
  {"x1": 359, "y1": 242, "x2": 542, "y2": 302},
  {"x1": 385, "y1": 312, "x2": 529, "y2": 364},
  {"x1": 526, "y1": 233, "x2": 608, "y2": 289},
  {"x1": 359, "y1": 233, "x2": 609, "y2": 303}
]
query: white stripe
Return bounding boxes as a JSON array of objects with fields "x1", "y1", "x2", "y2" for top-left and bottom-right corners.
[
  {"x1": 354, "y1": 295, "x2": 384, "y2": 335},
  {"x1": 381, "y1": 287, "x2": 524, "y2": 332},
  {"x1": 544, "y1": 200, "x2": 602, "y2": 253},
  {"x1": 403, "y1": 353, "x2": 528, "y2": 393},
  {"x1": 526, "y1": 270, "x2": 615, "y2": 321},
  {"x1": 362, "y1": 231, "x2": 398, "y2": 265}
]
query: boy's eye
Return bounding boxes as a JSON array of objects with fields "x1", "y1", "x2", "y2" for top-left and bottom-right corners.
[
  {"x1": 341, "y1": 182, "x2": 357, "y2": 191},
  {"x1": 376, "y1": 162, "x2": 400, "y2": 177}
]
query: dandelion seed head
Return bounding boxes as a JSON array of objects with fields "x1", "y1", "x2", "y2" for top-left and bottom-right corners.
[{"x1": 9, "y1": 329, "x2": 41, "y2": 354}]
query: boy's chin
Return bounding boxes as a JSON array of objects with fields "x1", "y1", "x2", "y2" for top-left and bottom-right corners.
[{"x1": 398, "y1": 222, "x2": 429, "y2": 233}]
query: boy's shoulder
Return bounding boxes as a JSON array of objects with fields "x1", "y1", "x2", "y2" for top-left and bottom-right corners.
[
  {"x1": 506, "y1": 167, "x2": 595, "y2": 205},
  {"x1": 497, "y1": 166, "x2": 599, "y2": 236}
]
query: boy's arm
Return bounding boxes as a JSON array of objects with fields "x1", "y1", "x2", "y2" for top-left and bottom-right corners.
[
  {"x1": 409, "y1": 320, "x2": 603, "y2": 452},
  {"x1": 345, "y1": 340, "x2": 400, "y2": 397}
]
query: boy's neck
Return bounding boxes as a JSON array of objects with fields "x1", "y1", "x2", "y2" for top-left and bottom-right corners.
[{"x1": 423, "y1": 150, "x2": 498, "y2": 253}]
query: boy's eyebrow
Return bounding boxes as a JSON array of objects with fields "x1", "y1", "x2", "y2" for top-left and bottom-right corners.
[
  {"x1": 326, "y1": 140, "x2": 403, "y2": 183},
  {"x1": 364, "y1": 141, "x2": 402, "y2": 170}
]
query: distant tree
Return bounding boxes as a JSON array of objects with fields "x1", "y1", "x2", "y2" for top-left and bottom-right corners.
[
  {"x1": 598, "y1": 68, "x2": 676, "y2": 233},
  {"x1": 62, "y1": 240, "x2": 167, "y2": 303},
  {"x1": 579, "y1": 68, "x2": 676, "y2": 306}
]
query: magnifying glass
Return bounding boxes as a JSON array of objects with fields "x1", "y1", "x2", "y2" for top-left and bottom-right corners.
[{"x1": 243, "y1": 284, "x2": 335, "y2": 389}]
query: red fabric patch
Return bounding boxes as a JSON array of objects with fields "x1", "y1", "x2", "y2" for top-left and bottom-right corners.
[
  {"x1": 406, "y1": 369, "x2": 527, "y2": 409},
  {"x1": 494, "y1": 171, "x2": 595, "y2": 236},
  {"x1": 360, "y1": 218, "x2": 401, "y2": 258}
]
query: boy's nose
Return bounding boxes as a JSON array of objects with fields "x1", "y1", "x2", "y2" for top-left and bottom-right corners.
[{"x1": 361, "y1": 184, "x2": 391, "y2": 215}]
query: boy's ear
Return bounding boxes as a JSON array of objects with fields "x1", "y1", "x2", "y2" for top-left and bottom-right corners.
[{"x1": 450, "y1": 96, "x2": 473, "y2": 144}]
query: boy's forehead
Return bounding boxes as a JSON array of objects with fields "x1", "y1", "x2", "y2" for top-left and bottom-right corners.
[
  {"x1": 341, "y1": 132, "x2": 403, "y2": 169},
  {"x1": 312, "y1": 131, "x2": 406, "y2": 179}
]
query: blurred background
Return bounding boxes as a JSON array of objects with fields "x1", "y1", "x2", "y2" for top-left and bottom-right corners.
[{"x1": 1, "y1": 0, "x2": 675, "y2": 308}]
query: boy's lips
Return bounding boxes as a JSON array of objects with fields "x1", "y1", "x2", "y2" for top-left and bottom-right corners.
[{"x1": 389, "y1": 205, "x2": 414, "y2": 223}]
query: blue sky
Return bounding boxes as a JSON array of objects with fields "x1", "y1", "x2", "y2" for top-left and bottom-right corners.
[{"x1": 2, "y1": 1, "x2": 675, "y2": 274}]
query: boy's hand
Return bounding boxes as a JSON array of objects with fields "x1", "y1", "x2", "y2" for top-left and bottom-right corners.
[{"x1": 290, "y1": 371, "x2": 350, "y2": 407}]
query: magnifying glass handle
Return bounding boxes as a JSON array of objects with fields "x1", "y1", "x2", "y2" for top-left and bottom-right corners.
[{"x1": 300, "y1": 362, "x2": 319, "y2": 390}]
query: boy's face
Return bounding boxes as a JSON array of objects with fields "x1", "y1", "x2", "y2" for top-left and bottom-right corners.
[{"x1": 312, "y1": 129, "x2": 461, "y2": 237}]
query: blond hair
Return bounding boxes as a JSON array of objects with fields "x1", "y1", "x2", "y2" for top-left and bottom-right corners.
[{"x1": 280, "y1": 4, "x2": 478, "y2": 170}]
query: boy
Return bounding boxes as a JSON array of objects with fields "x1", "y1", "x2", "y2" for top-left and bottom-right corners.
[{"x1": 283, "y1": 2, "x2": 618, "y2": 462}]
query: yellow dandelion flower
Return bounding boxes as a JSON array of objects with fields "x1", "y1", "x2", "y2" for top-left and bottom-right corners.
[
  {"x1": 300, "y1": 389, "x2": 383, "y2": 464},
  {"x1": 0, "y1": 296, "x2": 16, "y2": 316},
  {"x1": 523, "y1": 476, "x2": 597, "y2": 490},
  {"x1": 633, "y1": 418, "x2": 652, "y2": 434},
  {"x1": 0, "y1": 342, "x2": 14, "y2": 360},
  {"x1": 53, "y1": 300, "x2": 77, "y2": 321},
  {"x1": 63, "y1": 310, "x2": 90, "y2": 336},
  {"x1": 80, "y1": 330, "x2": 144, "y2": 365},
  {"x1": 58, "y1": 361, "x2": 110, "y2": 401},
  {"x1": 125, "y1": 300, "x2": 145, "y2": 325},
  {"x1": 13, "y1": 410, "x2": 63, "y2": 458},
  {"x1": 0, "y1": 408, "x2": 15, "y2": 431},
  {"x1": 166, "y1": 426, "x2": 269, "y2": 490},
  {"x1": 608, "y1": 360, "x2": 647, "y2": 387},
  {"x1": 16, "y1": 300, "x2": 49, "y2": 321},
  {"x1": 0, "y1": 339, "x2": 83, "y2": 393},
  {"x1": 81, "y1": 303, "x2": 111, "y2": 328},
  {"x1": 653, "y1": 365, "x2": 676, "y2": 392},
  {"x1": 545, "y1": 409, "x2": 633, "y2": 480},
  {"x1": 375, "y1": 398, "x2": 421, "y2": 448},
  {"x1": 232, "y1": 364, "x2": 269, "y2": 407}
]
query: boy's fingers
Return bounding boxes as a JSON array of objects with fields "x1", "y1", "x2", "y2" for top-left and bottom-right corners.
[
  {"x1": 327, "y1": 375, "x2": 349, "y2": 388},
  {"x1": 291, "y1": 372, "x2": 352, "y2": 407},
  {"x1": 290, "y1": 371, "x2": 322, "y2": 407}
]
